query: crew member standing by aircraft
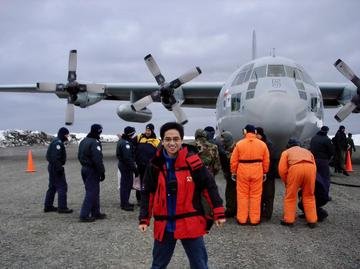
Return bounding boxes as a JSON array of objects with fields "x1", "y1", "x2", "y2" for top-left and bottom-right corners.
[
  {"x1": 230, "y1": 124, "x2": 269, "y2": 225},
  {"x1": 44, "y1": 127, "x2": 73, "y2": 214},
  {"x1": 117, "y1": 126, "x2": 138, "y2": 211},
  {"x1": 218, "y1": 131, "x2": 236, "y2": 218},
  {"x1": 138, "y1": 122, "x2": 225, "y2": 269},
  {"x1": 347, "y1": 133, "x2": 356, "y2": 158},
  {"x1": 278, "y1": 139, "x2": 317, "y2": 228},
  {"x1": 193, "y1": 129, "x2": 220, "y2": 176},
  {"x1": 256, "y1": 127, "x2": 276, "y2": 221},
  {"x1": 333, "y1": 125, "x2": 349, "y2": 176},
  {"x1": 133, "y1": 123, "x2": 160, "y2": 205},
  {"x1": 78, "y1": 124, "x2": 106, "y2": 222},
  {"x1": 301, "y1": 126, "x2": 333, "y2": 222}
]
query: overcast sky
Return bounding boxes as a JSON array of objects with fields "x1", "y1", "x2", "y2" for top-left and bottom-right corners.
[{"x1": 0, "y1": 0, "x2": 359, "y2": 135}]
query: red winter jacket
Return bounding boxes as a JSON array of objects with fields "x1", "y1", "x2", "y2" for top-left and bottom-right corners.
[{"x1": 139, "y1": 145, "x2": 225, "y2": 241}]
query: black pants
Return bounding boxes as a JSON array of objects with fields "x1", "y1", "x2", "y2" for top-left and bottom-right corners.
[
  {"x1": 224, "y1": 174, "x2": 237, "y2": 217},
  {"x1": 261, "y1": 162, "x2": 277, "y2": 220},
  {"x1": 44, "y1": 164, "x2": 68, "y2": 209},
  {"x1": 261, "y1": 176, "x2": 275, "y2": 219}
]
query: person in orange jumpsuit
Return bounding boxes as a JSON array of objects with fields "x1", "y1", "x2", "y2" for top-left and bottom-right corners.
[
  {"x1": 278, "y1": 138, "x2": 318, "y2": 228},
  {"x1": 230, "y1": 124, "x2": 270, "y2": 225}
]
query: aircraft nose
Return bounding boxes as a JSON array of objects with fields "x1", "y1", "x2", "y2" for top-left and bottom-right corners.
[
  {"x1": 262, "y1": 96, "x2": 296, "y2": 137},
  {"x1": 247, "y1": 93, "x2": 296, "y2": 153}
]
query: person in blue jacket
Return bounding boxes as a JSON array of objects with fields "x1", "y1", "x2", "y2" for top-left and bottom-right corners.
[
  {"x1": 44, "y1": 127, "x2": 73, "y2": 214},
  {"x1": 78, "y1": 124, "x2": 106, "y2": 222},
  {"x1": 117, "y1": 126, "x2": 138, "y2": 211}
]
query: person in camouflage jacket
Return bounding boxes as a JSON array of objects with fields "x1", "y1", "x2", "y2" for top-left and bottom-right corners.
[{"x1": 193, "y1": 129, "x2": 220, "y2": 176}]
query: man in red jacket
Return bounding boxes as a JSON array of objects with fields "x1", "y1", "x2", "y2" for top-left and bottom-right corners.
[{"x1": 138, "y1": 122, "x2": 226, "y2": 269}]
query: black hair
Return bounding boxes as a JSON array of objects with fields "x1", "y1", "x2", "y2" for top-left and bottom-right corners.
[{"x1": 160, "y1": 122, "x2": 184, "y2": 139}]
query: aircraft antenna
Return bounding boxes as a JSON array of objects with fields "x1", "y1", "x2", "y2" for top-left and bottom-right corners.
[
  {"x1": 272, "y1": 48, "x2": 276, "y2": 57},
  {"x1": 252, "y1": 30, "x2": 257, "y2": 60}
]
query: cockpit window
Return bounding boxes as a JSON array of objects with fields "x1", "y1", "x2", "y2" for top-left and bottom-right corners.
[
  {"x1": 285, "y1": 65, "x2": 317, "y2": 87},
  {"x1": 231, "y1": 71, "x2": 246, "y2": 86},
  {"x1": 284, "y1": 66, "x2": 304, "y2": 81},
  {"x1": 231, "y1": 63, "x2": 254, "y2": 86},
  {"x1": 285, "y1": 65, "x2": 296, "y2": 78},
  {"x1": 267, "y1": 65, "x2": 285, "y2": 77},
  {"x1": 295, "y1": 69, "x2": 303, "y2": 81},
  {"x1": 251, "y1": 65, "x2": 266, "y2": 80},
  {"x1": 302, "y1": 70, "x2": 317, "y2": 87}
]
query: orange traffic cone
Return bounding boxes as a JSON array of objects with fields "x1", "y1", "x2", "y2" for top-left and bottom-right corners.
[
  {"x1": 26, "y1": 150, "x2": 36, "y2": 173},
  {"x1": 345, "y1": 150, "x2": 353, "y2": 172}
]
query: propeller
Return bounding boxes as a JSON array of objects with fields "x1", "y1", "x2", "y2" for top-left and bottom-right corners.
[
  {"x1": 131, "y1": 54, "x2": 202, "y2": 125},
  {"x1": 37, "y1": 50, "x2": 105, "y2": 125},
  {"x1": 334, "y1": 59, "x2": 360, "y2": 122}
]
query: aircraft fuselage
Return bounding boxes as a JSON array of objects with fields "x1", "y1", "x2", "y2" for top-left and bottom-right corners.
[{"x1": 216, "y1": 56, "x2": 324, "y2": 156}]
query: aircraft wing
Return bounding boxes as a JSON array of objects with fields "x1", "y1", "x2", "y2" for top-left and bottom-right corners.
[
  {"x1": 0, "y1": 82, "x2": 224, "y2": 108},
  {"x1": 104, "y1": 82, "x2": 223, "y2": 108},
  {"x1": 0, "y1": 84, "x2": 47, "y2": 92},
  {"x1": 317, "y1": 82, "x2": 357, "y2": 107}
]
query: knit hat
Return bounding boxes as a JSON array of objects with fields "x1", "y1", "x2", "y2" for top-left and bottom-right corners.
[
  {"x1": 124, "y1": 126, "x2": 136, "y2": 136},
  {"x1": 287, "y1": 138, "x2": 300, "y2": 148},
  {"x1": 90, "y1": 124, "x2": 103, "y2": 135},
  {"x1": 195, "y1": 129, "x2": 207, "y2": 139},
  {"x1": 244, "y1": 124, "x2": 256, "y2": 133},
  {"x1": 146, "y1": 123, "x2": 154, "y2": 131},
  {"x1": 320, "y1": 126, "x2": 329, "y2": 133},
  {"x1": 221, "y1": 131, "x2": 233, "y2": 148},
  {"x1": 204, "y1": 126, "x2": 215, "y2": 133},
  {"x1": 57, "y1": 127, "x2": 69, "y2": 142}
]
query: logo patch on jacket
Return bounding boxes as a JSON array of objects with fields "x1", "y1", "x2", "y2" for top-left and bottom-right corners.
[
  {"x1": 125, "y1": 144, "x2": 130, "y2": 149},
  {"x1": 56, "y1": 145, "x2": 61, "y2": 150},
  {"x1": 97, "y1": 146, "x2": 101, "y2": 151}
]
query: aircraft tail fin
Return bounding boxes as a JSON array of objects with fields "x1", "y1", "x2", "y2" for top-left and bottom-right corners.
[{"x1": 252, "y1": 30, "x2": 257, "y2": 60}]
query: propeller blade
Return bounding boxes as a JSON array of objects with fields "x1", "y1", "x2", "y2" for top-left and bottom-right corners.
[
  {"x1": 334, "y1": 101, "x2": 357, "y2": 122},
  {"x1": 144, "y1": 54, "x2": 166, "y2": 86},
  {"x1": 65, "y1": 102, "x2": 75, "y2": 125},
  {"x1": 178, "y1": 67, "x2": 202, "y2": 84},
  {"x1": 131, "y1": 94, "x2": 156, "y2": 111},
  {"x1": 169, "y1": 67, "x2": 202, "y2": 89},
  {"x1": 171, "y1": 102, "x2": 188, "y2": 125},
  {"x1": 68, "y1": 50, "x2": 77, "y2": 82},
  {"x1": 36, "y1": 82, "x2": 58, "y2": 92},
  {"x1": 334, "y1": 59, "x2": 360, "y2": 88},
  {"x1": 86, "y1": 83, "x2": 106, "y2": 93}
]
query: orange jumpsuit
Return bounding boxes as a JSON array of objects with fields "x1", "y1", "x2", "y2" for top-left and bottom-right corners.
[
  {"x1": 230, "y1": 133, "x2": 270, "y2": 224},
  {"x1": 278, "y1": 146, "x2": 317, "y2": 224}
]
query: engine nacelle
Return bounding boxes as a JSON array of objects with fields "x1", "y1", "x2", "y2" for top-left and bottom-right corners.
[
  {"x1": 73, "y1": 92, "x2": 103, "y2": 108},
  {"x1": 117, "y1": 103, "x2": 152, "y2": 122}
]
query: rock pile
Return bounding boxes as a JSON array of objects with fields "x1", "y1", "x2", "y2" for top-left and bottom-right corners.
[
  {"x1": 0, "y1": 130, "x2": 53, "y2": 147},
  {"x1": 0, "y1": 130, "x2": 117, "y2": 148}
]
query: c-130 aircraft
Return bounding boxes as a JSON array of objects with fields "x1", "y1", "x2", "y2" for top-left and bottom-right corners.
[{"x1": 0, "y1": 31, "x2": 359, "y2": 156}]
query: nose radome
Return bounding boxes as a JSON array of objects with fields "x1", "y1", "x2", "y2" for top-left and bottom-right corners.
[
  {"x1": 262, "y1": 98, "x2": 296, "y2": 137},
  {"x1": 246, "y1": 93, "x2": 297, "y2": 155}
]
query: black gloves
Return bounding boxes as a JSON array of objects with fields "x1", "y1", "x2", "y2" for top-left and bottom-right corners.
[{"x1": 100, "y1": 173, "x2": 105, "y2": 182}]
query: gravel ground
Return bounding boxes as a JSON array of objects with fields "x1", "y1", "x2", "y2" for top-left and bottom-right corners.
[{"x1": 0, "y1": 144, "x2": 359, "y2": 269}]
